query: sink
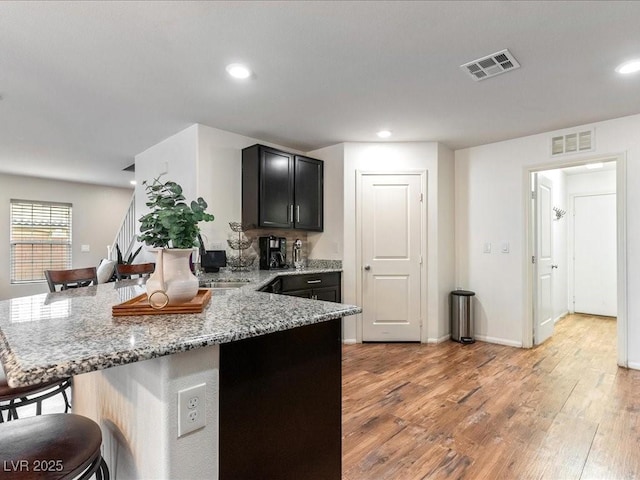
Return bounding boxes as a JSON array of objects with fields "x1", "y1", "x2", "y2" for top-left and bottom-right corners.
[{"x1": 205, "y1": 281, "x2": 250, "y2": 289}]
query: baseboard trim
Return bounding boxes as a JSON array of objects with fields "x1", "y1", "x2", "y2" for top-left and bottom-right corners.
[
  {"x1": 427, "y1": 334, "x2": 451, "y2": 344},
  {"x1": 554, "y1": 311, "x2": 570, "y2": 324},
  {"x1": 627, "y1": 362, "x2": 640, "y2": 371},
  {"x1": 474, "y1": 335, "x2": 523, "y2": 348},
  {"x1": 343, "y1": 338, "x2": 357, "y2": 345}
]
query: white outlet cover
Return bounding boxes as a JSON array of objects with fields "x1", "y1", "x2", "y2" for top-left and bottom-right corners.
[
  {"x1": 483, "y1": 242, "x2": 491, "y2": 254},
  {"x1": 178, "y1": 383, "x2": 206, "y2": 437}
]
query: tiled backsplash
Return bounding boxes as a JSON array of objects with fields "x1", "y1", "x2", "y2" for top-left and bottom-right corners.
[
  {"x1": 220, "y1": 227, "x2": 341, "y2": 270},
  {"x1": 243, "y1": 229, "x2": 309, "y2": 267}
]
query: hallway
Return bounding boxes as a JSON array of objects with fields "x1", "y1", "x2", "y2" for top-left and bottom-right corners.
[{"x1": 342, "y1": 314, "x2": 639, "y2": 479}]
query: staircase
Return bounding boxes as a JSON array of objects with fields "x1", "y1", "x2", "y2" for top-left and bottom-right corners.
[{"x1": 108, "y1": 194, "x2": 137, "y2": 262}]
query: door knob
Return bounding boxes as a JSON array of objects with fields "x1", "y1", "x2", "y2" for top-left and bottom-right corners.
[
  {"x1": 551, "y1": 264, "x2": 558, "y2": 269},
  {"x1": 364, "y1": 264, "x2": 371, "y2": 271}
]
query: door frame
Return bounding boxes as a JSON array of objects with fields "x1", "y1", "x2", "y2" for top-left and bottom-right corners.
[
  {"x1": 523, "y1": 153, "x2": 628, "y2": 368},
  {"x1": 355, "y1": 170, "x2": 428, "y2": 343}
]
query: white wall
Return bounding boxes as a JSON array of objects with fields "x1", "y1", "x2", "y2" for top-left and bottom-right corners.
[
  {"x1": 342, "y1": 142, "x2": 455, "y2": 343},
  {"x1": 134, "y1": 125, "x2": 199, "y2": 262},
  {"x1": 306, "y1": 143, "x2": 344, "y2": 261},
  {"x1": 135, "y1": 124, "x2": 301, "y2": 259},
  {"x1": 73, "y1": 346, "x2": 219, "y2": 479},
  {"x1": 437, "y1": 143, "x2": 456, "y2": 341},
  {"x1": 0, "y1": 173, "x2": 133, "y2": 300},
  {"x1": 455, "y1": 113, "x2": 640, "y2": 364},
  {"x1": 566, "y1": 168, "x2": 616, "y2": 194},
  {"x1": 197, "y1": 124, "x2": 261, "y2": 249}
]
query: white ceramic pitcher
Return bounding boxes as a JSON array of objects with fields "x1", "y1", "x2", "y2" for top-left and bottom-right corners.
[{"x1": 146, "y1": 248, "x2": 199, "y2": 308}]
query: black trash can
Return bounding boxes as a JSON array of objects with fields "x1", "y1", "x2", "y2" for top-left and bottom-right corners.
[{"x1": 450, "y1": 290, "x2": 475, "y2": 344}]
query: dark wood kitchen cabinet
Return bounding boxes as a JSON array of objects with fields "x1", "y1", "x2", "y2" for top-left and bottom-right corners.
[
  {"x1": 261, "y1": 272, "x2": 341, "y2": 303},
  {"x1": 242, "y1": 144, "x2": 323, "y2": 231},
  {"x1": 220, "y1": 318, "x2": 342, "y2": 480}
]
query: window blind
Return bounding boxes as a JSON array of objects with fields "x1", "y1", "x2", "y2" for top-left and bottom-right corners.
[{"x1": 10, "y1": 200, "x2": 72, "y2": 283}]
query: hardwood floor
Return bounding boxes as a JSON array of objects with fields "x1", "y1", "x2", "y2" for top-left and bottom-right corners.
[{"x1": 342, "y1": 314, "x2": 640, "y2": 479}]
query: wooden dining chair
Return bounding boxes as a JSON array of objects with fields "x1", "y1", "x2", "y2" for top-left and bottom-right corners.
[
  {"x1": 45, "y1": 267, "x2": 99, "y2": 292},
  {"x1": 115, "y1": 263, "x2": 155, "y2": 280}
]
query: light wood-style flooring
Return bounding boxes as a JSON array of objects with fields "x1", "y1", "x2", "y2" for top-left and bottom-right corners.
[{"x1": 342, "y1": 314, "x2": 640, "y2": 479}]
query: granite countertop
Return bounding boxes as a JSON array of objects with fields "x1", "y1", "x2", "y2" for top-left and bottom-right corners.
[{"x1": 0, "y1": 267, "x2": 360, "y2": 388}]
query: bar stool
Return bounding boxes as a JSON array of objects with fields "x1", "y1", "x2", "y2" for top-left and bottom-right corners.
[
  {"x1": 0, "y1": 364, "x2": 71, "y2": 422},
  {"x1": 115, "y1": 262, "x2": 155, "y2": 280},
  {"x1": 45, "y1": 267, "x2": 99, "y2": 292},
  {"x1": 0, "y1": 413, "x2": 109, "y2": 479}
]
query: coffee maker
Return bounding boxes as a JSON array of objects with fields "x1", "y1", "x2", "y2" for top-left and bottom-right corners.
[{"x1": 259, "y1": 236, "x2": 288, "y2": 270}]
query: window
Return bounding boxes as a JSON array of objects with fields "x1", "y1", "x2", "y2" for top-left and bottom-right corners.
[{"x1": 10, "y1": 200, "x2": 72, "y2": 283}]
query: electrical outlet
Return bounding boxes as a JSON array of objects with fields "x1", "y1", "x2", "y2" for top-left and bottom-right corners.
[{"x1": 178, "y1": 383, "x2": 206, "y2": 437}]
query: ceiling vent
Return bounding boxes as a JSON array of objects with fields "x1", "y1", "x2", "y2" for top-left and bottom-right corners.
[
  {"x1": 460, "y1": 49, "x2": 520, "y2": 81},
  {"x1": 551, "y1": 129, "x2": 594, "y2": 156}
]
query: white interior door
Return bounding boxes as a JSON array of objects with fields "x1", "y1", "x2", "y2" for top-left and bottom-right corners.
[
  {"x1": 534, "y1": 174, "x2": 554, "y2": 345},
  {"x1": 361, "y1": 174, "x2": 422, "y2": 341},
  {"x1": 574, "y1": 193, "x2": 616, "y2": 316}
]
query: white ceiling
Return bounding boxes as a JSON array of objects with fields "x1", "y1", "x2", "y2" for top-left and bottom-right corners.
[{"x1": 1, "y1": 1, "x2": 639, "y2": 188}]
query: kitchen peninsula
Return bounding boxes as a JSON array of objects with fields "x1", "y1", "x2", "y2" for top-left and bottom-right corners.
[{"x1": 0, "y1": 267, "x2": 360, "y2": 479}]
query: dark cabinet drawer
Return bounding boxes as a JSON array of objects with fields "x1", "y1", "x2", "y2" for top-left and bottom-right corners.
[
  {"x1": 313, "y1": 286, "x2": 340, "y2": 303},
  {"x1": 259, "y1": 272, "x2": 341, "y2": 303},
  {"x1": 281, "y1": 272, "x2": 340, "y2": 292}
]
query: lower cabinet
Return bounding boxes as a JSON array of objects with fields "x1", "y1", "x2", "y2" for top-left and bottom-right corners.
[
  {"x1": 219, "y1": 318, "x2": 342, "y2": 480},
  {"x1": 261, "y1": 272, "x2": 341, "y2": 303}
]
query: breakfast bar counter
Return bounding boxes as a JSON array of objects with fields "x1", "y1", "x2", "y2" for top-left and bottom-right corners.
[{"x1": 0, "y1": 268, "x2": 360, "y2": 479}]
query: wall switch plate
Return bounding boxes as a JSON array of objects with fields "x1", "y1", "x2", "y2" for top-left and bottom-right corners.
[
  {"x1": 81, "y1": 244, "x2": 90, "y2": 252},
  {"x1": 178, "y1": 383, "x2": 206, "y2": 437},
  {"x1": 483, "y1": 242, "x2": 492, "y2": 254},
  {"x1": 501, "y1": 242, "x2": 510, "y2": 253}
]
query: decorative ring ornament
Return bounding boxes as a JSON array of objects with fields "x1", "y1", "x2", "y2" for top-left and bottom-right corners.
[{"x1": 148, "y1": 290, "x2": 169, "y2": 310}]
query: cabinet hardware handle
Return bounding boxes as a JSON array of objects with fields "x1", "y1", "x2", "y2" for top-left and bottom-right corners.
[
  {"x1": 289, "y1": 205, "x2": 294, "y2": 223},
  {"x1": 551, "y1": 264, "x2": 558, "y2": 269},
  {"x1": 364, "y1": 264, "x2": 371, "y2": 271},
  {"x1": 296, "y1": 205, "x2": 300, "y2": 223},
  {"x1": 307, "y1": 280, "x2": 322, "y2": 284}
]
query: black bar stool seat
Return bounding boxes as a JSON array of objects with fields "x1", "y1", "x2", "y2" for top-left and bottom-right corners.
[{"x1": 0, "y1": 413, "x2": 109, "y2": 479}]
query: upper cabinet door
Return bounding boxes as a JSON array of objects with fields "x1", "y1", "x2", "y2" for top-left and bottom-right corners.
[
  {"x1": 242, "y1": 145, "x2": 323, "y2": 231},
  {"x1": 260, "y1": 148, "x2": 294, "y2": 228},
  {"x1": 294, "y1": 155, "x2": 323, "y2": 231}
]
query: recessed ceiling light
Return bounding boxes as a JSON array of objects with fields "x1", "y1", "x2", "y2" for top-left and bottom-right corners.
[
  {"x1": 377, "y1": 130, "x2": 392, "y2": 139},
  {"x1": 226, "y1": 63, "x2": 252, "y2": 79},
  {"x1": 130, "y1": 180, "x2": 137, "y2": 185},
  {"x1": 585, "y1": 162, "x2": 603, "y2": 170},
  {"x1": 615, "y1": 59, "x2": 640, "y2": 74}
]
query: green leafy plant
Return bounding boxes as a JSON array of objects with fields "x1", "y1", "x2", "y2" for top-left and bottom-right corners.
[
  {"x1": 115, "y1": 243, "x2": 143, "y2": 265},
  {"x1": 138, "y1": 178, "x2": 214, "y2": 249}
]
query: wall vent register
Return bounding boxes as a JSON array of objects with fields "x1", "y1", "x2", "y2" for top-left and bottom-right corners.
[
  {"x1": 551, "y1": 129, "x2": 594, "y2": 156},
  {"x1": 460, "y1": 49, "x2": 520, "y2": 81}
]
